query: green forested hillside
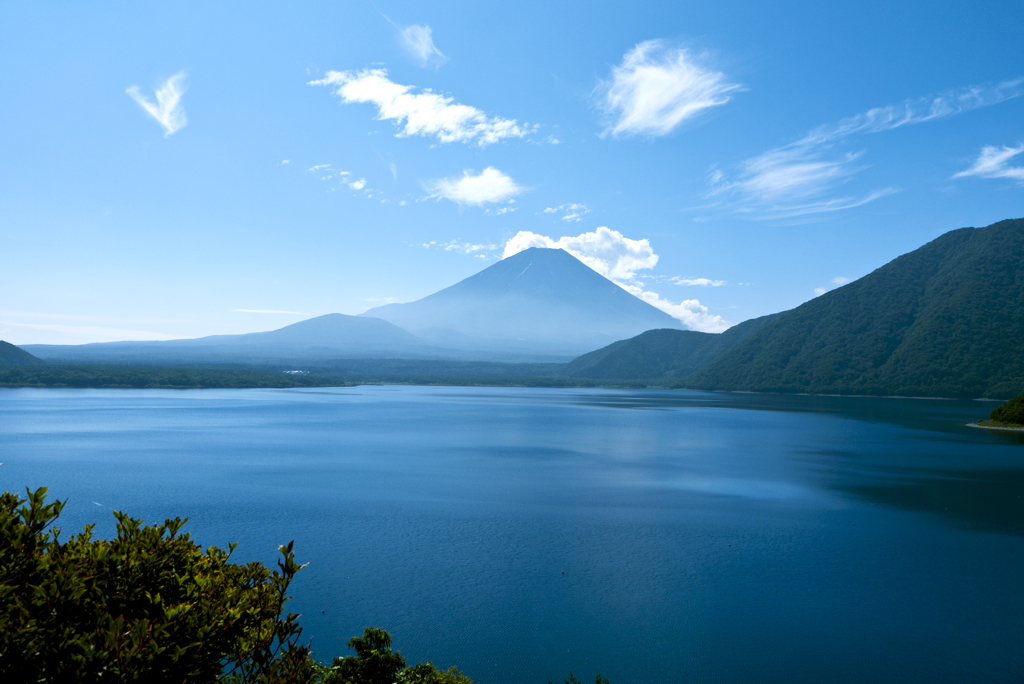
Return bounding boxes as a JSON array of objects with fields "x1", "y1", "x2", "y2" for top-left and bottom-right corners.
[
  {"x1": 989, "y1": 393, "x2": 1024, "y2": 426},
  {"x1": 0, "y1": 341, "x2": 44, "y2": 366},
  {"x1": 564, "y1": 314, "x2": 778, "y2": 382},
  {"x1": 687, "y1": 218, "x2": 1024, "y2": 398}
]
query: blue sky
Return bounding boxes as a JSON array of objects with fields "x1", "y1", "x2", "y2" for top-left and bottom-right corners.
[{"x1": 2, "y1": 0, "x2": 1022, "y2": 344}]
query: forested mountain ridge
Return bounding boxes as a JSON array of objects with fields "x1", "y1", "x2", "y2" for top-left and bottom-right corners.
[
  {"x1": 0, "y1": 341, "x2": 44, "y2": 366},
  {"x1": 564, "y1": 314, "x2": 779, "y2": 382},
  {"x1": 686, "y1": 218, "x2": 1024, "y2": 398}
]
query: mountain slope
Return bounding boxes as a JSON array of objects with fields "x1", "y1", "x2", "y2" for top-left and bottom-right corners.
[
  {"x1": 24, "y1": 314, "x2": 434, "y2": 365},
  {"x1": 564, "y1": 313, "x2": 779, "y2": 382},
  {"x1": 688, "y1": 218, "x2": 1024, "y2": 398},
  {"x1": 0, "y1": 341, "x2": 45, "y2": 366},
  {"x1": 362, "y1": 247, "x2": 683, "y2": 355}
]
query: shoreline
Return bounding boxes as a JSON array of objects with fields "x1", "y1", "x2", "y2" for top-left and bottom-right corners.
[{"x1": 966, "y1": 422, "x2": 1024, "y2": 432}]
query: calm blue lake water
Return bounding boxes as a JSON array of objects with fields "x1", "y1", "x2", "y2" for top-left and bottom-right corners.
[{"x1": 2, "y1": 386, "x2": 1024, "y2": 683}]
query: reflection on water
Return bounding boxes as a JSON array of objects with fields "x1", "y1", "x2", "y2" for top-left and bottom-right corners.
[
  {"x1": 842, "y1": 468, "x2": 1024, "y2": 536},
  {"x1": 1, "y1": 386, "x2": 1023, "y2": 683}
]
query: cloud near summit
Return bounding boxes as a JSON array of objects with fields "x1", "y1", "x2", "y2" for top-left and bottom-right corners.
[
  {"x1": 504, "y1": 226, "x2": 657, "y2": 280},
  {"x1": 504, "y1": 227, "x2": 728, "y2": 332}
]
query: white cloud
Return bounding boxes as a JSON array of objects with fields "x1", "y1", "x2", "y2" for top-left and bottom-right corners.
[
  {"x1": 813, "y1": 287, "x2": 827, "y2": 297},
  {"x1": 232, "y1": 309, "x2": 308, "y2": 315},
  {"x1": 954, "y1": 144, "x2": 1024, "y2": 182},
  {"x1": 349, "y1": 178, "x2": 367, "y2": 190},
  {"x1": 598, "y1": 40, "x2": 741, "y2": 138},
  {"x1": 711, "y1": 78, "x2": 1024, "y2": 219},
  {"x1": 672, "y1": 277, "x2": 726, "y2": 287},
  {"x1": 281, "y1": 159, "x2": 291, "y2": 165},
  {"x1": 427, "y1": 167, "x2": 522, "y2": 206},
  {"x1": 126, "y1": 71, "x2": 188, "y2": 137},
  {"x1": 309, "y1": 69, "x2": 535, "y2": 146},
  {"x1": 831, "y1": 276, "x2": 850, "y2": 285}
]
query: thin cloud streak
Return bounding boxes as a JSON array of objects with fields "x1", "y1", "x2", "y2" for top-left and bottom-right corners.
[
  {"x1": 672, "y1": 277, "x2": 726, "y2": 287},
  {"x1": 232, "y1": 309, "x2": 309, "y2": 315},
  {"x1": 709, "y1": 78, "x2": 1023, "y2": 219},
  {"x1": 4, "y1": 321, "x2": 184, "y2": 343},
  {"x1": 126, "y1": 71, "x2": 188, "y2": 136}
]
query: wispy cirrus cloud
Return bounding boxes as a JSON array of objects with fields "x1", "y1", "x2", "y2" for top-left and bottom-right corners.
[
  {"x1": 308, "y1": 163, "x2": 350, "y2": 180},
  {"x1": 309, "y1": 69, "x2": 535, "y2": 146},
  {"x1": 126, "y1": 71, "x2": 188, "y2": 136},
  {"x1": 543, "y1": 203, "x2": 590, "y2": 222},
  {"x1": 709, "y1": 78, "x2": 1024, "y2": 220},
  {"x1": 381, "y1": 14, "x2": 448, "y2": 68},
  {"x1": 422, "y1": 240, "x2": 500, "y2": 258},
  {"x1": 954, "y1": 144, "x2": 1024, "y2": 182},
  {"x1": 598, "y1": 40, "x2": 742, "y2": 138},
  {"x1": 427, "y1": 167, "x2": 522, "y2": 206},
  {"x1": 502, "y1": 227, "x2": 730, "y2": 332}
]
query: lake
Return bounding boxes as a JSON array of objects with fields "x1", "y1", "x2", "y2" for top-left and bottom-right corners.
[{"x1": 2, "y1": 386, "x2": 1023, "y2": 683}]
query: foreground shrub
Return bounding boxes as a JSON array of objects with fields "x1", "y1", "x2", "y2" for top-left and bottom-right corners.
[
  {"x1": 0, "y1": 487, "x2": 315, "y2": 683},
  {"x1": 319, "y1": 627, "x2": 474, "y2": 684}
]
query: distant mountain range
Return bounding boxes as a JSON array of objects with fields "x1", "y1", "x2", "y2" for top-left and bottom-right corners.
[
  {"x1": 362, "y1": 247, "x2": 682, "y2": 355},
  {"x1": 15, "y1": 218, "x2": 1024, "y2": 398},
  {"x1": 579, "y1": 218, "x2": 1024, "y2": 398},
  {"x1": 23, "y1": 248, "x2": 681, "y2": 364},
  {"x1": 21, "y1": 314, "x2": 433, "y2": 365}
]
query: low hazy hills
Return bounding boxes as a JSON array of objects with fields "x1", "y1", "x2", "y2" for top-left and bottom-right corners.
[
  {"x1": 0, "y1": 341, "x2": 44, "y2": 366},
  {"x1": 23, "y1": 314, "x2": 437, "y2": 365},
  {"x1": 362, "y1": 247, "x2": 683, "y2": 356},
  {"x1": 0, "y1": 365, "x2": 347, "y2": 389},
  {"x1": 563, "y1": 314, "x2": 779, "y2": 382},
  {"x1": 685, "y1": 218, "x2": 1024, "y2": 398}
]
